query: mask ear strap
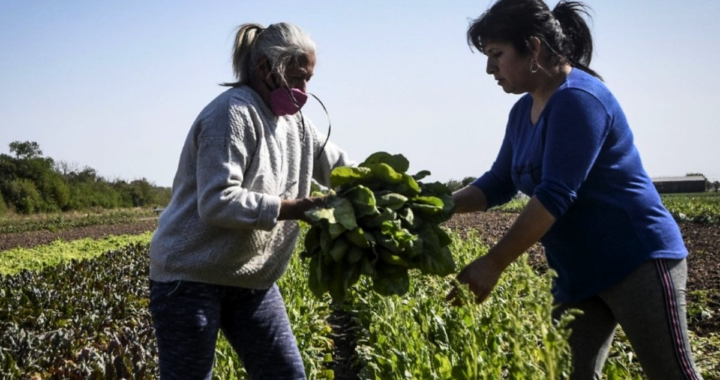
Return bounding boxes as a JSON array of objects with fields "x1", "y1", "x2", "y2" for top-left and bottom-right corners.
[{"x1": 309, "y1": 93, "x2": 331, "y2": 161}]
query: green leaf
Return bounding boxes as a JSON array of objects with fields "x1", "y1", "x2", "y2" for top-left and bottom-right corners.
[
  {"x1": 377, "y1": 247, "x2": 409, "y2": 267},
  {"x1": 343, "y1": 185, "x2": 379, "y2": 217},
  {"x1": 362, "y1": 207, "x2": 397, "y2": 228},
  {"x1": 306, "y1": 207, "x2": 336, "y2": 224},
  {"x1": 397, "y1": 207, "x2": 421, "y2": 230},
  {"x1": 413, "y1": 224, "x2": 456, "y2": 276},
  {"x1": 388, "y1": 174, "x2": 422, "y2": 197},
  {"x1": 329, "y1": 237, "x2": 350, "y2": 262},
  {"x1": 346, "y1": 245, "x2": 364, "y2": 264},
  {"x1": 373, "y1": 230, "x2": 401, "y2": 254},
  {"x1": 328, "y1": 196, "x2": 358, "y2": 231},
  {"x1": 365, "y1": 163, "x2": 404, "y2": 185},
  {"x1": 360, "y1": 152, "x2": 410, "y2": 174},
  {"x1": 376, "y1": 192, "x2": 408, "y2": 211},
  {"x1": 413, "y1": 170, "x2": 431, "y2": 181},
  {"x1": 372, "y1": 263, "x2": 410, "y2": 296},
  {"x1": 308, "y1": 256, "x2": 328, "y2": 298},
  {"x1": 302, "y1": 225, "x2": 321, "y2": 258},
  {"x1": 344, "y1": 227, "x2": 370, "y2": 248},
  {"x1": 432, "y1": 224, "x2": 453, "y2": 247},
  {"x1": 330, "y1": 166, "x2": 373, "y2": 188}
]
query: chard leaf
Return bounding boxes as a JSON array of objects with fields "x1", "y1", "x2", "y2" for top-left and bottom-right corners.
[
  {"x1": 376, "y1": 192, "x2": 407, "y2": 210},
  {"x1": 360, "y1": 152, "x2": 410, "y2": 174},
  {"x1": 329, "y1": 237, "x2": 350, "y2": 262},
  {"x1": 346, "y1": 246, "x2": 364, "y2": 264},
  {"x1": 413, "y1": 170, "x2": 431, "y2": 181},
  {"x1": 343, "y1": 185, "x2": 379, "y2": 217},
  {"x1": 328, "y1": 197, "x2": 358, "y2": 231},
  {"x1": 330, "y1": 166, "x2": 373, "y2": 188},
  {"x1": 372, "y1": 263, "x2": 410, "y2": 296},
  {"x1": 344, "y1": 227, "x2": 370, "y2": 248}
]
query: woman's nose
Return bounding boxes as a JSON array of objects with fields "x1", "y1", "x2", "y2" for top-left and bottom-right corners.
[
  {"x1": 293, "y1": 81, "x2": 308, "y2": 93},
  {"x1": 486, "y1": 59, "x2": 495, "y2": 75}
]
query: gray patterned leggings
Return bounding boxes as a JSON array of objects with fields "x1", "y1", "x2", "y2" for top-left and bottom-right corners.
[
  {"x1": 554, "y1": 258, "x2": 703, "y2": 380},
  {"x1": 149, "y1": 280, "x2": 305, "y2": 380}
]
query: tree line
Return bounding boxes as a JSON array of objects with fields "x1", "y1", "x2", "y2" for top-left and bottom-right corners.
[{"x1": 0, "y1": 141, "x2": 171, "y2": 215}]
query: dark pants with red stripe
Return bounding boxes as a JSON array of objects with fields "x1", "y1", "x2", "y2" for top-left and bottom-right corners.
[{"x1": 554, "y1": 258, "x2": 703, "y2": 380}]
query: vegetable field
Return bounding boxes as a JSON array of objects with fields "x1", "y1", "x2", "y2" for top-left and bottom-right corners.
[{"x1": 1, "y1": 192, "x2": 719, "y2": 379}]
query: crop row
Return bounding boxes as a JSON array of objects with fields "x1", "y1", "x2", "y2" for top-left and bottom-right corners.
[
  {"x1": 0, "y1": 208, "x2": 156, "y2": 235},
  {"x1": 3, "y1": 229, "x2": 717, "y2": 379}
]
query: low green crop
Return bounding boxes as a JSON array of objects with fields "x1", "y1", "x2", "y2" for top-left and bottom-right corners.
[{"x1": 302, "y1": 152, "x2": 456, "y2": 304}]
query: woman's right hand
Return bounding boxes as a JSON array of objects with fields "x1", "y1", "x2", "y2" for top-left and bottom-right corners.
[{"x1": 278, "y1": 196, "x2": 328, "y2": 221}]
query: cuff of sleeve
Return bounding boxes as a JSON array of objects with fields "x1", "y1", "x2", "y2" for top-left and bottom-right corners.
[
  {"x1": 257, "y1": 195, "x2": 282, "y2": 231},
  {"x1": 534, "y1": 188, "x2": 571, "y2": 219}
]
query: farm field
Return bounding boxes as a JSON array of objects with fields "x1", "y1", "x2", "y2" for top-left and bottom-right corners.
[{"x1": 1, "y1": 198, "x2": 719, "y2": 379}]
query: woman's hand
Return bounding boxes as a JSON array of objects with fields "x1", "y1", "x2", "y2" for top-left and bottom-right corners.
[
  {"x1": 278, "y1": 196, "x2": 328, "y2": 221},
  {"x1": 447, "y1": 254, "x2": 505, "y2": 305},
  {"x1": 446, "y1": 196, "x2": 556, "y2": 306}
]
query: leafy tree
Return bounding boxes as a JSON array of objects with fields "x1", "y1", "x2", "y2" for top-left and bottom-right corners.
[
  {"x1": 461, "y1": 176, "x2": 477, "y2": 187},
  {"x1": 9, "y1": 141, "x2": 43, "y2": 160},
  {"x1": 0, "y1": 141, "x2": 171, "y2": 213}
]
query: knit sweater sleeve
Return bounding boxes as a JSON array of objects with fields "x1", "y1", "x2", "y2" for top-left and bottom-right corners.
[{"x1": 195, "y1": 101, "x2": 281, "y2": 231}]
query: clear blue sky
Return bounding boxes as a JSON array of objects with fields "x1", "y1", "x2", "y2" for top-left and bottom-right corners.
[{"x1": 1, "y1": 1, "x2": 718, "y2": 187}]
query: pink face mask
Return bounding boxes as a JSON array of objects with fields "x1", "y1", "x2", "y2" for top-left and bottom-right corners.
[{"x1": 270, "y1": 87, "x2": 308, "y2": 116}]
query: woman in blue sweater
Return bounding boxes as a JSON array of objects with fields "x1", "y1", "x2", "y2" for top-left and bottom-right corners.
[{"x1": 451, "y1": 1, "x2": 703, "y2": 378}]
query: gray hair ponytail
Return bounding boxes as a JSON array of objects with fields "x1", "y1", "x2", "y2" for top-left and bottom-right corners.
[{"x1": 223, "y1": 22, "x2": 316, "y2": 87}]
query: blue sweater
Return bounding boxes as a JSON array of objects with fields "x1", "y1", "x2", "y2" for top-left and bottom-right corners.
[{"x1": 473, "y1": 69, "x2": 687, "y2": 303}]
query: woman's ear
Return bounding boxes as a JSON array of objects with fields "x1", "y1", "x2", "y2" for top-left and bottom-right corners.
[
  {"x1": 256, "y1": 57, "x2": 272, "y2": 78},
  {"x1": 528, "y1": 36, "x2": 542, "y2": 59}
]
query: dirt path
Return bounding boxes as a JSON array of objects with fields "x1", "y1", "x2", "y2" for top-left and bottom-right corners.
[{"x1": 0, "y1": 220, "x2": 158, "y2": 252}]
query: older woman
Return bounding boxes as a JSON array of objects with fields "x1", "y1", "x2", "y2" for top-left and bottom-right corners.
[
  {"x1": 451, "y1": 1, "x2": 703, "y2": 379},
  {"x1": 149, "y1": 23, "x2": 350, "y2": 379}
]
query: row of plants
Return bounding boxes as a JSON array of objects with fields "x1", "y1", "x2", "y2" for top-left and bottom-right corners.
[
  {"x1": 661, "y1": 193, "x2": 720, "y2": 224},
  {"x1": 484, "y1": 192, "x2": 720, "y2": 225},
  {"x1": 0, "y1": 208, "x2": 157, "y2": 235},
  {"x1": 0, "y1": 233, "x2": 153, "y2": 276},
  {"x1": 1, "y1": 229, "x2": 718, "y2": 379},
  {"x1": 0, "y1": 235, "x2": 336, "y2": 379}
]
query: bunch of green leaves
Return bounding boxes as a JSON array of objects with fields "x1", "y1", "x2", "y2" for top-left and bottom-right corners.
[{"x1": 302, "y1": 152, "x2": 456, "y2": 304}]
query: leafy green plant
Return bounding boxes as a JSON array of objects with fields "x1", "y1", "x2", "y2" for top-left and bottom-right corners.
[
  {"x1": 0, "y1": 232, "x2": 153, "y2": 275},
  {"x1": 302, "y1": 152, "x2": 456, "y2": 304},
  {"x1": 661, "y1": 193, "x2": 720, "y2": 224}
]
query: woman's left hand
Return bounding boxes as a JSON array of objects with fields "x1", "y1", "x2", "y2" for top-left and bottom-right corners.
[{"x1": 447, "y1": 254, "x2": 504, "y2": 305}]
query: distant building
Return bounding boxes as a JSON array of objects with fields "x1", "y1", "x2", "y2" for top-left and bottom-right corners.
[{"x1": 652, "y1": 176, "x2": 706, "y2": 194}]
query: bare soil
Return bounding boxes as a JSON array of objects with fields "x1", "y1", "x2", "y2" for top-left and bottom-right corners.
[{"x1": 0, "y1": 220, "x2": 158, "y2": 252}]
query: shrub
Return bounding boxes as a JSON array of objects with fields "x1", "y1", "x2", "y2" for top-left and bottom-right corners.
[
  {"x1": 5, "y1": 178, "x2": 43, "y2": 214},
  {"x1": 0, "y1": 192, "x2": 7, "y2": 217}
]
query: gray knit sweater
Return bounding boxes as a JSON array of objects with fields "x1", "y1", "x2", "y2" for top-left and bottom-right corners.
[{"x1": 149, "y1": 86, "x2": 350, "y2": 289}]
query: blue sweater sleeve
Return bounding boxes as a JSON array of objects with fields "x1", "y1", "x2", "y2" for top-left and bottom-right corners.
[
  {"x1": 472, "y1": 125, "x2": 518, "y2": 208},
  {"x1": 535, "y1": 88, "x2": 611, "y2": 218}
]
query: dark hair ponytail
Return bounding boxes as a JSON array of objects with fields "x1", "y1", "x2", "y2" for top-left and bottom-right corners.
[
  {"x1": 552, "y1": 1, "x2": 602, "y2": 79},
  {"x1": 467, "y1": 0, "x2": 602, "y2": 80}
]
